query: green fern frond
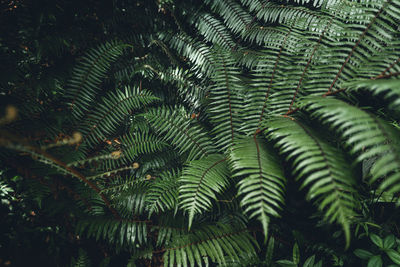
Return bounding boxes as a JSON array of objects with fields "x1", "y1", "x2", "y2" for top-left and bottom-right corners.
[
  {"x1": 79, "y1": 86, "x2": 159, "y2": 148},
  {"x1": 146, "y1": 170, "x2": 180, "y2": 217},
  {"x1": 76, "y1": 217, "x2": 148, "y2": 248},
  {"x1": 121, "y1": 131, "x2": 168, "y2": 161},
  {"x1": 230, "y1": 136, "x2": 285, "y2": 237},
  {"x1": 301, "y1": 97, "x2": 400, "y2": 197},
  {"x1": 194, "y1": 13, "x2": 236, "y2": 50},
  {"x1": 67, "y1": 40, "x2": 129, "y2": 120},
  {"x1": 206, "y1": 0, "x2": 253, "y2": 35},
  {"x1": 159, "y1": 33, "x2": 215, "y2": 76},
  {"x1": 179, "y1": 154, "x2": 229, "y2": 229},
  {"x1": 144, "y1": 106, "x2": 216, "y2": 161},
  {"x1": 162, "y1": 223, "x2": 257, "y2": 267},
  {"x1": 266, "y1": 116, "x2": 358, "y2": 246},
  {"x1": 344, "y1": 79, "x2": 400, "y2": 111},
  {"x1": 208, "y1": 50, "x2": 245, "y2": 150}
]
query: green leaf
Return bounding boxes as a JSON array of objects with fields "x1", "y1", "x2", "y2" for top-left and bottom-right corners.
[
  {"x1": 386, "y1": 249, "x2": 400, "y2": 265},
  {"x1": 276, "y1": 259, "x2": 298, "y2": 267},
  {"x1": 303, "y1": 255, "x2": 315, "y2": 267},
  {"x1": 354, "y1": 249, "x2": 374, "y2": 260},
  {"x1": 384, "y1": 235, "x2": 396, "y2": 249},
  {"x1": 230, "y1": 136, "x2": 286, "y2": 238},
  {"x1": 265, "y1": 237, "x2": 275, "y2": 265},
  {"x1": 367, "y1": 255, "x2": 382, "y2": 267},
  {"x1": 370, "y1": 234, "x2": 384, "y2": 248},
  {"x1": 293, "y1": 243, "x2": 300, "y2": 264},
  {"x1": 179, "y1": 154, "x2": 229, "y2": 229}
]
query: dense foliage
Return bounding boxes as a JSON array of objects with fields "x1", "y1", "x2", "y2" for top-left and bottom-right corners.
[{"x1": 1, "y1": 0, "x2": 400, "y2": 266}]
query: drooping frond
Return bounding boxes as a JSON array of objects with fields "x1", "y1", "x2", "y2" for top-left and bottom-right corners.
[
  {"x1": 162, "y1": 223, "x2": 258, "y2": 267},
  {"x1": 179, "y1": 154, "x2": 229, "y2": 229},
  {"x1": 146, "y1": 170, "x2": 180, "y2": 217},
  {"x1": 144, "y1": 106, "x2": 216, "y2": 161},
  {"x1": 120, "y1": 131, "x2": 168, "y2": 164},
  {"x1": 67, "y1": 40, "x2": 128, "y2": 120},
  {"x1": 206, "y1": 0, "x2": 253, "y2": 35},
  {"x1": 344, "y1": 79, "x2": 400, "y2": 111},
  {"x1": 194, "y1": 13, "x2": 237, "y2": 50},
  {"x1": 157, "y1": 66, "x2": 208, "y2": 109},
  {"x1": 266, "y1": 116, "x2": 358, "y2": 246},
  {"x1": 76, "y1": 217, "x2": 148, "y2": 249},
  {"x1": 230, "y1": 136, "x2": 285, "y2": 237},
  {"x1": 159, "y1": 33, "x2": 215, "y2": 76},
  {"x1": 208, "y1": 50, "x2": 245, "y2": 150},
  {"x1": 78, "y1": 86, "x2": 159, "y2": 148},
  {"x1": 301, "y1": 97, "x2": 400, "y2": 197}
]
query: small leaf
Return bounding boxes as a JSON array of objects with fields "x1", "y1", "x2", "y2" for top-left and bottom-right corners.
[
  {"x1": 293, "y1": 243, "x2": 300, "y2": 264},
  {"x1": 386, "y1": 249, "x2": 400, "y2": 264},
  {"x1": 367, "y1": 255, "x2": 382, "y2": 267},
  {"x1": 354, "y1": 249, "x2": 373, "y2": 260},
  {"x1": 265, "y1": 237, "x2": 275, "y2": 265},
  {"x1": 370, "y1": 234, "x2": 384, "y2": 248},
  {"x1": 384, "y1": 235, "x2": 396, "y2": 249},
  {"x1": 303, "y1": 255, "x2": 315, "y2": 267},
  {"x1": 276, "y1": 259, "x2": 298, "y2": 267}
]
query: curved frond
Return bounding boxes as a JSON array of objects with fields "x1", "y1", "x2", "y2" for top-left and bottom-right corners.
[
  {"x1": 301, "y1": 97, "x2": 400, "y2": 197},
  {"x1": 144, "y1": 106, "x2": 216, "y2": 161},
  {"x1": 179, "y1": 154, "x2": 229, "y2": 229},
  {"x1": 162, "y1": 224, "x2": 257, "y2": 267},
  {"x1": 344, "y1": 79, "x2": 400, "y2": 111},
  {"x1": 266, "y1": 116, "x2": 358, "y2": 246},
  {"x1": 230, "y1": 136, "x2": 285, "y2": 237},
  {"x1": 146, "y1": 170, "x2": 180, "y2": 217},
  {"x1": 79, "y1": 86, "x2": 159, "y2": 148},
  {"x1": 67, "y1": 40, "x2": 128, "y2": 120}
]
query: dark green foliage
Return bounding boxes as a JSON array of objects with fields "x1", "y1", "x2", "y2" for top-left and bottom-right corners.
[{"x1": 1, "y1": 0, "x2": 400, "y2": 266}]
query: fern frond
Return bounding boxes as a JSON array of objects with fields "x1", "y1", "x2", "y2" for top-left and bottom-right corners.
[
  {"x1": 208, "y1": 50, "x2": 245, "y2": 150},
  {"x1": 162, "y1": 223, "x2": 257, "y2": 267},
  {"x1": 78, "y1": 86, "x2": 159, "y2": 148},
  {"x1": 146, "y1": 170, "x2": 180, "y2": 217},
  {"x1": 194, "y1": 13, "x2": 236, "y2": 50},
  {"x1": 159, "y1": 33, "x2": 215, "y2": 76},
  {"x1": 144, "y1": 106, "x2": 216, "y2": 161},
  {"x1": 67, "y1": 40, "x2": 128, "y2": 120},
  {"x1": 206, "y1": 0, "x2": 253, "y2": 35},
  {"x1": 344, "y1": 79, "x2": 400, "y2": 111},
  {"x1": 301, "y1": 97, "x2": 400, "y2": 197},
  {"x1": 266, "y1": 116, "x2": 358, "y2": 246},
  {"x1": 179, "y1": 154, "x2": 229, "y2": 229},
  {"x1": 230, "y1": 136, "x2": 285, "y2": 237},
  {"x1": 76, "y1": 217, "x2": 148, "y2": 248}
]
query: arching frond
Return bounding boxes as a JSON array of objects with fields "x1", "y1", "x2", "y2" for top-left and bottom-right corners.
[
  {"x1": 162, "y1": 223, "x2": 258, "y2": 267},
  {"x1": 230, "y1": 136, "x2": 285, "y2": 237},
  {"x1": 79, "y1": 86, "x2": 159, "y2": 148},
  {"x1": 266, "y1": 116, "x2": 359, "y2": 246},
  {"x1": 208, "y1": 50, "x2": 245, "y2": 150},
  {"x1": 194, "y1": 13, "x2": 236, "y2": 50},
  {"x1": 146, "y1": 170, "x2": 180, "y2": 217},
  {"x1": 144, "y1": 106, "x2": 216, "y2": 161},
  {"x1": 76, "y1": 217, "x2": 148, "y2": 248},
  {"x1": 67, "y1": 40, "x2": 129, "y2": 120},
  {"x1": 301, "y1": 97, "x2": 400, "y2": 198},
  {"x1": 344, "y1": 79, "x2": 400, "y2": 111},
  {"x1": 179, "y1": 154, "x2": 229, "y2": 229}
]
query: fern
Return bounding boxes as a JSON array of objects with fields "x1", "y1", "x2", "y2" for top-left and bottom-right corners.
[
  {"x1": 230, "y1": 136, "x2": 285, "y2": 237},
  {"x1": 67, "y1": 41, "x2": 129, "y2": 120},
  {"x1": 179, "y1": 154, "x2": 229, "y2": 229},
  {"x1": 266, "y1": 115, "x2": 359, "y2": 246}
]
